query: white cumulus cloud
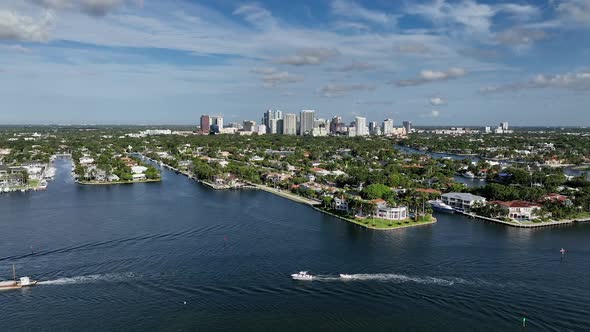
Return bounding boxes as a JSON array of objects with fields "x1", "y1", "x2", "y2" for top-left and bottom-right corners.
[
  {"x1": 395, "y1": 67, "x2": 466, "y2": 87},
  {"x1": 0, "y1": 9, "x2": 55, "y2": 42}
]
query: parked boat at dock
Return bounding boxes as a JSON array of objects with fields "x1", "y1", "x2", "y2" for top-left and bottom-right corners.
[{"x1": 428, "y1": 200, "x2": 455, "y2": 213}]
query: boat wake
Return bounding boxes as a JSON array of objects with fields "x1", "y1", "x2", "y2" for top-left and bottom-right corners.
[
  {"x1": 38, "y1": 273, "x2": 139, "y2": 286},
  {"x1": 313, "y1": 273, "x2": 470, "y2": 286}
]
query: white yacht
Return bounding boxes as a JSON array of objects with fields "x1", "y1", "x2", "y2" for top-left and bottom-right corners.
[
  {"x1": 339, "y1": 274, "x2": 354, "y2": 279},
  {"x1": 291, "y1": 271, "x2": 313, "y2": 281},
  {"x1": 463, "y1": 171, "x2": 476, "y2": 179},
  {"x1": 428, "y1": 200, "x2": 455, "y2": 213}
]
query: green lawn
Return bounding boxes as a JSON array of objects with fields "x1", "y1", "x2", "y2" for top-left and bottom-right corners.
[{"x1": 354, "y1": 215, "x2": 436, "y2": 229}]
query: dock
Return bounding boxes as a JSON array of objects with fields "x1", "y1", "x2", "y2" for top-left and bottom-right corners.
[{"x1": 461, "y1": 212, "x2": 590, "y2": 228}]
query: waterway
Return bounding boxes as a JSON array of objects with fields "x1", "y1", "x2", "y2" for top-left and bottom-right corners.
[{"x1": 1, "y1": 158, "x2": 589, "y2": 331}]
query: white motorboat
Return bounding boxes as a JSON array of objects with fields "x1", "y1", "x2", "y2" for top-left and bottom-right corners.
[
  {"x1": 339, "y1": 274, "x2": 354, "y2": 279},
  {"x1": 291, "y1": 271, "x2": 313, "y2": 281},
  {"x1": 0, "y1": 265, "x2": 37, "y2": 291}
]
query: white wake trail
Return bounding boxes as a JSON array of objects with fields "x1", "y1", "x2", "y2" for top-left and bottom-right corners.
[
  {"x1": 314, "y1": 273, "x2": 471, "y2": 286},
  {"x1": 38, "y1": 273, "x2": 138, "y2": 286}
]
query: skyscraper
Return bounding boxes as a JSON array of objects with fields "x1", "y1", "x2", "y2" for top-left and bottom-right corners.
[
  {"x1": 300, "y1": 110, "x2": 315, "y2": 136},
  {"x1": 263, "y1": 110, "x2": 283, "y2": 134},
  {"x1": 210, "y1": 116, "x2": 223, "y2": 133},
  {"x1": 283, "y1": 113, "x2": 297, "y2": 135},
  {"x1": 369, "y1": 121, "x2": 378, "y2": 134},
  {"x1": 383, "y1": 119, "x2": 394, "y2": 135},
  {"x1": 403, "y1": 121, "x2": 412, "y2": 134},
  {"x1": 329, "y1": 116, "x2": 342, "y2": 135},
  {"x1": 268, "y1": 118, "x2": 279, "y2": 134},
  {"x1": 500, "y1": 122, "x2": 509, "y2": 131},
  {"x1": 355, "y1": 116, "x2": 368, "y2": 136},
  {"x1": 200, "y1": 115, "x2": 211, "y2": 134}
]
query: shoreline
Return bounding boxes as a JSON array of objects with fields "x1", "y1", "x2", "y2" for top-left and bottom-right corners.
[
  {"x1": 75, "y1": 179, "x2": 162, "y2": 185},
  {"x1": 139, "y1": 155, "x2": 433, "y2": 230},
  {"x1": 462, "y1": 212, "x2": 590, "y2": 228},
  {"x1": 313, "y1": 206, "x2": 437, "y2": 230}
]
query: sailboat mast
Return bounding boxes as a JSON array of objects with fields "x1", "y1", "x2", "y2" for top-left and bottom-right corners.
[{"x1": 12, "y1": 264, "x2": 16, "y2": 281}]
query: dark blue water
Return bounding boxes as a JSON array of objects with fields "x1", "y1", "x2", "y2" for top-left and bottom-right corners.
[{"x1": 1, "y1": 158, "x2": 589, "y2": 331}]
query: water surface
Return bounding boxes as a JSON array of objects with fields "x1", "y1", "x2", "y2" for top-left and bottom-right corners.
[{"x1": 1, "y1": 158, "x2": 589, "y2": 331}]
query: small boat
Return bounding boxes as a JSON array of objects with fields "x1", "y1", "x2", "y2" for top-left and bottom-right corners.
[
  {"x1": 428, "y1": 200, "x2": 455, "y2": 213},
  {"x1": 339, "y1": 274, "x2": 354, "y2": 279},
  {"x1": 0, "y1": 265, "x2": 37, "y2": 291},
  {"x1": 291, "y1": 271, "x2": 313, "y2": 281}
]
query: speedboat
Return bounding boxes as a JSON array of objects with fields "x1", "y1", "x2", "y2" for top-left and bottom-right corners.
[
  {"x1": 291, "y1": 271, "x2": 313, "y2": 281},
  {"x1": 339, "y1": 274, "x2": 354, "y2": 279},
  {"x1": 428, "y1": 200, "x2": 455, "y2": 213}
]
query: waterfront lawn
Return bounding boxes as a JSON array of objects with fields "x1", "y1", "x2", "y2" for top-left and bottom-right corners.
[{"x1": 356, "y1": 214, "x2": 436, "y2": 229}]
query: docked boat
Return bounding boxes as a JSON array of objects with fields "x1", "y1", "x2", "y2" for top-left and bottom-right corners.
[
  {"x1": 0, "y1": 265, "x2": 37, "y2": 291},
  {"x1": 428, "y1": 200, "x2": 455, "y2": 213},
  {"x1": 291, "y1": 271, "x2": 313, "y2": 281},
  {"x1": 340, "y1": 274, "x2": 354, "y2": 279},
  {"x1": 463, "y1": 171, "x2": 476, "y2": 179}
]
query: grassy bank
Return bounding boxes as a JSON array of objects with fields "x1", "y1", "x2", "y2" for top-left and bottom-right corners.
[
  {"x1": 76, "y1": 179, "x2": 161, "y2": 185},
  {"x1": 316, "y1": 207, "x2": 437, "y2": 230}
]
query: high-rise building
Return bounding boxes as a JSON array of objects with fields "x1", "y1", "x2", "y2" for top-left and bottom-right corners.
[
  {"x1": 200, "y1": 115, "x2": 211, "y2": 134},
  {"x1": 355, "y1": 117, "x2": 368, "y2": 136},
  {"x1": 330, "y1": 116, "x2": 345, "y2": 135},
  {"x1": 263, "y1": 110, "x2": 274, "y2": 130},
  {"x1": 383, "y1": 119, "x2": 394, "y2": 135},
  {"x1": 369, "y1": 121, "x2": 378, "y2": 135},
  {"x1": 283, "y1": 114, "x2": 297, "y2": 135},
  {"x1": 500, "y1": 122, "x2": 509, "y2": 131},
  {"x1": 300, "y1": 110, "x2": 315, "y2": 136},
  {"x1": 210, "y1": 116, "x2": 223, "y2": 133},
  {"x1": 268, "y1": 118, "x2": 279, "y2": 134},
  {"x1": 263, "y1": 110, "x2": 284, "y2": 134},
  {"x1": 403, "y1": 121, "x2": 412, "y2": 134},
  {"x1": 243, "y1": 120, "x2": 256, "y2": 132}
]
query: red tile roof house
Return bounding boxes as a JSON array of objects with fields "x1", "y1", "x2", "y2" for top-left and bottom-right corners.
[
  {"x1": 540, "y1": 193, "x2": 569, "y2": 204},
  {"x1": 490, "y1": 200, "x2": 541, "y2": 221}
]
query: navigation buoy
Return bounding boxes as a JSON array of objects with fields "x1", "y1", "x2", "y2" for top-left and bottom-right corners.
[{"x1": 522, "y1": 317, "x2": 527, "y2": 328}]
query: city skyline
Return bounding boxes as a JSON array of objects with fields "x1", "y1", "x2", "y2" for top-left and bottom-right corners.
[{"x1": 1, "y1": 0, "x2": 590, "y2": 125}]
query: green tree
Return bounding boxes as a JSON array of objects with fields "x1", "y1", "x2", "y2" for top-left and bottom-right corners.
[{"x1": 361, "y1": 183, "x2": 391, "y2": 200}]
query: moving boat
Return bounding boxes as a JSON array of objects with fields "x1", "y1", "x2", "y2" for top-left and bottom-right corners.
[
  {"x1": 0, "y1": 265, "x2": 37, "y2": 291},
  {"x1": 428, "y1": 200, "x2": 455, "y2": 213},
  {"x1": 291, "y1": 271, "x2": 313, "y2": 281},
  {"x1": 340, "y1": 274, "x2": 354, "y2": 279}
]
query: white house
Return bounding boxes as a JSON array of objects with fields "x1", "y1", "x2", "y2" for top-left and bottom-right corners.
[
  {"x1": 332, "y1": 197, "x2": 349, "y2": 213},
  {"x1": 79, "y1": 156, "x2": 95, "y2": 165},
  {"x1": 131, "y1": 166, "x2": 148, "y2": 174},
  {"x1": 491, "y1": 200, "x2": 541, "y2": 221},
  {"x1": 373, "y1": 199, "x2": 408, "y2": 221},
  {"x1": 132, "y1": 173, "x2": 146, "y2": 181},
  {"x1": 441, "y1": 192, "x2": 486, "y2": 211}
]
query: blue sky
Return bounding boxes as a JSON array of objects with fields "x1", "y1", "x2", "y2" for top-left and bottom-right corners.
[{"x1": 1, "y1": 0, "x2": 589, "y2": 126}]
